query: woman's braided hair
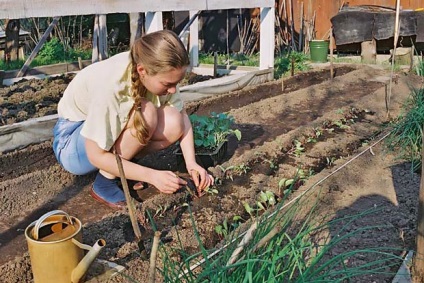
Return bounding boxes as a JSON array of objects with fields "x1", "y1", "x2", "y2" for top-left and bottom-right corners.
[{"x1": 129, "y1": 30, "x2": 189, "y2": 146}]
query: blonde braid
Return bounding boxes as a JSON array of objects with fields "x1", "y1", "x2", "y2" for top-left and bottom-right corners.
[
  {"x1": 128, "y1": 30, "x2": 189, "y2": 146},
  {"x1": 130, "y1": 60, "x2": 150, "y2": 146}
]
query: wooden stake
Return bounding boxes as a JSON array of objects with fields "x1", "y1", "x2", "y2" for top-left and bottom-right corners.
[
  {"x1": 330, "y1": 27, "x2": 334, "y2": 80},
  {"x1": 414, "y1": 126, "x2": 424, "y2": 279},
  {"x1": 226, "y1": 221, "x2": 258, "y2": 266},
  {"x1": 148, "y1": 231, "x2": 161, "y2": 283},
  {"x1": 299, "y1": 2, "x2": 304, "y2": 51},
  {"x1": 115, "y1": 152, "x2": 148, "y2": 259},
  {"x1": 16, "y1": 17, "x2": 60, "y2": 78},
  {"x1": 387, "y1": 0, "x2": 401, "y2": 118}
]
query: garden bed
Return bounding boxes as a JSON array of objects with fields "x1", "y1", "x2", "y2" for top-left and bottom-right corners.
[{"x1": 0, "y1": 63, "x2": 422, "y2": 282}]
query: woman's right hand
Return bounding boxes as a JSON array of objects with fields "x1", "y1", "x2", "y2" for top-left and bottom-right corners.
[{"x1": 151, "y1": 170, "x2": 187, "y2": 194}]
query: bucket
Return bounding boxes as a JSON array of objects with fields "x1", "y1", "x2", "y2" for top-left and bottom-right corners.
[
  {"x1": 309, "y1": 40, "x2": 330, "y2": 63},
  {"x1": 25, "y1": 210, "x2": 105, "y2": 283}
]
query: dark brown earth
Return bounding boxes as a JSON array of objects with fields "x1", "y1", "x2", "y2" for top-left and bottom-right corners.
[{"x1": 0, "y1": 63, "x2": 422, "y2": 282}]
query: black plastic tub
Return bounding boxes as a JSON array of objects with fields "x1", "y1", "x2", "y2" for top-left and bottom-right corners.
[{"x1": 174, "y1": 141, "x2": 228, "y2": 172}]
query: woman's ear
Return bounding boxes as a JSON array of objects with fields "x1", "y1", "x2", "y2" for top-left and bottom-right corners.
[{"x1": 136, "y1": 64, "x2": 146, "y2": 78}]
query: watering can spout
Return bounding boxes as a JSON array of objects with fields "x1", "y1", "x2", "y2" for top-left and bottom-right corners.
[{"x1": 71, "y1": 238, "x2": 106, "y2": 283}]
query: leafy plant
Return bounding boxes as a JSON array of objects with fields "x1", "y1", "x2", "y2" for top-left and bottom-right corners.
[
  {"x1": 385, "y1": 87, "x2": 424, "y2": 171},
  {"x1": 190, "y1": 112, "x2": 242, "y2": 150},
  {"x1": 274, "y1": 51, "x2": 310, "y2": 79}
]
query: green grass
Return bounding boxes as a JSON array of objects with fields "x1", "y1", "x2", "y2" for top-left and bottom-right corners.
[
  {"x1": 199, "y1": 52, "x2": 259, "y2": 67},
  {"x1": 0, "y1": 37, "x2": 92, "y2": 71}
]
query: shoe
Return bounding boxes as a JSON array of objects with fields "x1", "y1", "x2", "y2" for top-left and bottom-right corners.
[
  {"x1": 91, "y1": 172, "x2": 127, "y2": 209},
  {"x1": 90, "y1": 187, "x2": 127, "y2": 209}
]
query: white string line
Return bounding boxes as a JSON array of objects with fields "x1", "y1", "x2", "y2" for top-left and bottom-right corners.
[{"x1": 178, "y1": 131, "x2": 391, "y2": 278}]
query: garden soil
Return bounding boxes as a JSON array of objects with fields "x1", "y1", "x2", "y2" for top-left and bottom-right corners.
[{"x1": 0, "y1": 63, "x2": 423, "y2": 282}]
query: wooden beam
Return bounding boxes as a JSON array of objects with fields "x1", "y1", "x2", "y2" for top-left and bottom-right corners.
[
  {"x1": 259, "y1": 7, "x2": 275, "y2": 71},
  {"x1": 16, "y1": 17, "x2": 59, "y2": 78},
  {"x1": 189, "y1": 10, "x2": 200, "y2": 68},
  {"x1": 145, "y1": 12, "x2": 163, "y2": 34},
  {"x1": 0, "y1": 0, "x2": 274, "y2": 19}
]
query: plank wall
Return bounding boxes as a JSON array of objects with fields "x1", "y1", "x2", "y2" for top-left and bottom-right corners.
[{"x1": 283, "y1": 0, "x2": 423, "y2": 40}]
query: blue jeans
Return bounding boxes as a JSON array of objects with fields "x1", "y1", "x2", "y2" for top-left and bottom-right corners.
[{"x1": 53, "y1": 118, "x2": 97, "y2": 175}]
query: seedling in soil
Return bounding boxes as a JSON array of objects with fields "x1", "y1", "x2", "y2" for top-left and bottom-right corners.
[
  {"x1": 278, "y1": 168, "x2": 314, "y2": 196},
  {"x1": 335, "y1": 108, "x2": 344, "y2": 114},
  {"x1": 243, "y1": 202, "x2": 255, "y2": 218},
  {"x1": 262, "y1": 159, "x2": 278, "y2": 170},
  {"x1": 326, "y1": 156, "x2": 336, "y2": 167},
  {"x1": 278, "y1": 178, "x2": 295, "y2": 190},
  {"x1": 215, "y1": 215, "x2": 244, "y2": 240},
  {"x1": 217, "y1": 163, "x2": 250, "y2": 181},
  {"x1": 204, "y1": 186, "x2": 219, "y2": 195},
  {"x1": 215, "y1": 219, "x2": 229, "y2": 239},
  {"x1": 257, "y1": 190, "x2": 277, "y2": 210},
  {"x1": 290, "y1": 140, "x2": 305, "y2": 157},
  {"x1": 306, "y1": 127, "x2": 323, "y2": 143},
  {"x1": 154, "y1": 204, "x2": 170, "y2": 218},
  {"x1": 333, "y1": 119, "x2": 351, "y2": 129}
]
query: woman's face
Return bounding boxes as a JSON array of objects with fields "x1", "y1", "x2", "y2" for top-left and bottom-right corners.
[{"x1": 137, "y1": 65, "x2": 187, "y2": 96}]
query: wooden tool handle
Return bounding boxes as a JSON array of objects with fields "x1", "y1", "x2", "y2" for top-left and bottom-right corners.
[{"x1": 115, "y1": 153, "x2": 142, "y2": 240}]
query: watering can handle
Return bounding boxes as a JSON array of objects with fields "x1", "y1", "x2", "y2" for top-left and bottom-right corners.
[{"x1": 32, "y1": 210, "x2": 74, "y2": 240}]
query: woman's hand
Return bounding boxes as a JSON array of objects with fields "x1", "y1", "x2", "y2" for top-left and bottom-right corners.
[
  {"x1": 151, "y1": 170, "x2": 187, "y2": 194},
  {"x1": 186, "y1": 163, "x2": 214, "y2": 192}
]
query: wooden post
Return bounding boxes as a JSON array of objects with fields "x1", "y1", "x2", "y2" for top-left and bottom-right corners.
[
  {"x1": 91, "y1": 14, "x2": 108, "y2": 63},
  {"x1": 78, "y1": 57, "x2": 83, "y2": 70},
  {"x1": 16, "y1": 17, "x2": 59, "y2": 78},
  {"x1": 288, "y1": 0, "x2": 295, "y2": 51},
  {"x1": 0, "y1": 70, "x2": 4, "y2": 87},
  {"x1": 414, "y1": 126, "x2": 424, "y2": 279},
  {"x1": 361, "y1": 40, "x2": 377, "y2": 64},
  {"x1": 213, "y1": 51, "x2": 218, "y2": 78},
  {"x1": 4, "y1": 19, "x2": 20, "y2": 62},
  {"x1": 387, "y1": 0, "x2": 401, "y2": 118},
  {"x1": 299, "y1": 2, "x2": 304, "y2": 51},
  {"x1": 129, "y1": 12, "x2": 144, "y2": 47},
  {"x1": 330, "y1": 27, "x2": 334, "y2": 80}
]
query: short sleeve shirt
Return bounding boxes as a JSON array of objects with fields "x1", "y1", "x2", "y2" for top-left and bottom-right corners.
[{"x1": 57, "y1": 51, "x2": 184, "y2": 151}]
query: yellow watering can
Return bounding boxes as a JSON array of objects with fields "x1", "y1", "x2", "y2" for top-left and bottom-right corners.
[{"x1": 25, "y1": 210, "x2": 106, "y2": 283}]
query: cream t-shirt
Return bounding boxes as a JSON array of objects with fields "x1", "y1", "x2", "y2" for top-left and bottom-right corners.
[{"x1": 57, "y1": 51, "x2": 184, "y2": 151}]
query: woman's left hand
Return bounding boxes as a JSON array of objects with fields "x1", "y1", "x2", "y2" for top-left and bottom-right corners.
[{"x1": 186, "y1": 163, "x2": 214, "y2": 192}]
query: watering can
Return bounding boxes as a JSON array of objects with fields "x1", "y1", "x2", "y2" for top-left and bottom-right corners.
[{"x1": 25, "y1": 210, "x2": 106, "y2": 283}]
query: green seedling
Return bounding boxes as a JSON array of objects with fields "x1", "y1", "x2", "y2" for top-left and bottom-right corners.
[
  {"x1": 257, "y1": 190, "x2": 277, "y2": 210},
  {"x1": 291, "y1": 140, "x2": 305, "y2": 157},
  {"x1": 218, "y1": 163, "x2": 250, "y2": 181},
  {"x1": 333, "y1": 119, "x2": 350, "y2": 129},
  {"x1": 306, "y1": 127, "x2": 323, "y2": 143},
  {"x1": 262, "y1": 159, "x2": 277, "y2": 170},
  {"x1": 215, "y1": 218, "x2": 229, "y2": 239},
  {"x1": 204, "y1": 186, "x2": 219, "y2": 195},
  {"x1": 278, "y1": 178, "x2": 295, "y2": 196},
  {"x1": 243, "y1": 201, "x2": 255, "y2": 218},
  {"x1": 215, "y1": 215, "x2": 244, "y2": 240},
  {"x1": 154, "y1": 204, "x2": 170, "y2": 218},
  {"x1": 326, "y1": 156, "x2": 336, "y2": 167}
]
